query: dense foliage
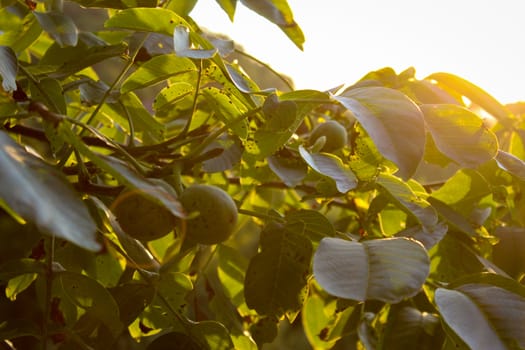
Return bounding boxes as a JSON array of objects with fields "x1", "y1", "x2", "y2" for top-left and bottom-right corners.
[{"x1": 1, "y1": 0, "x2": 525, "y2": 349}]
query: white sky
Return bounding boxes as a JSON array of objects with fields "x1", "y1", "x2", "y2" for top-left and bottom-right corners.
[{"x1": 192, "y1": 0, "x2": 525, "y2": 103}]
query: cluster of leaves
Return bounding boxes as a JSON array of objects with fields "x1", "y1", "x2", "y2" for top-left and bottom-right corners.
[{"x1": 1, "y1": 0, "x2": 525, "y2": 349}]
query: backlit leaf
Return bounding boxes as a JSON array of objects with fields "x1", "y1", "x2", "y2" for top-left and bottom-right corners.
[
  {"x1": 0, "y1": 131, "x2": 100, "y2": 252},
  {"x1": 313, "y1": 237, "x2": 429, "y2": 303},
  {"x1": 105, "y1": 8, "x2": 191, "y2": 36},
  {"x1": 121, "y1": 54, "x2": 196, "y2": 93},
  {"x1": 267, "y1": 153, "x2": 308, "y2": 187},
  {"x1": 421, "y1": 104, "x2": 498, "y2": 168},
  {"x1": 335, "y1": 87, "x2": 425, "y2": 179},
  {"x1": 495, "y1": 150, "x2": 525, "y2": 180}
]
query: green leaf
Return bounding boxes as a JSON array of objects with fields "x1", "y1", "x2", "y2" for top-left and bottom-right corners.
[
  {"x1": 166, "y1": 0, "x2": 198, "y2": 15},
  {"x1": 313, "y1": 237, "x2": 429, "y2": 303},
  {"x1": 248, "y1": 96, "x2": 301, "y2": 157},
  {"x1": 495, "y1": 150, "x2": 525, "y2": 181},
  {"x1": 109, "y1": 282, "x2": 156, "y2": 327},
  {"x1": 244, "y1": 222, "x2": 312, "y2": 316},
  {"x1": 0, "y1": 46, "x2": 17, "y2": 92},
  {"x1": 240, "y1": 0, "x2": 304, "y2": 50},
  {"x1": 267, "y1": 153, "x2": 308, "y2": 187},
  {"x1": 57, "y1": 271, "x2": 122, "y2": 336},
  {"x1": 216, "y1": 0, "x2": 237, "y2": 21},
  {"x1": 29, "y1": 77, "x2": 66, "y2": 114},
  {"x1": 377, "y1": 173, "x2": 438, "y2": 229},
  {"x1": 69, "y1": 0, "x2": 157, "y2": 8},
  {"x1": 0, "y1": 259, "x2": 46, "y2": 282},
  {"x1": 397, "y1": 221, "x2": 448, "y2": 250},
  {"x1": 189, "y1": 321, "x2": 235, "y2": 350},
  {"x1": 5, "y1": 273, "x2": 37, "y2": 301},
  {"x1": 421, "y1": 104, "x2": 499, "y2": 168},
  {"x1": 429, "y1": 169, "x2": 491, "y2": 216},
  {"x1": 38, "y1": 41, "x2": 128, "y2": 80},
  {"x1": 121, "y1": 54, "x2": 196, "y2": 93},
  {"x1": 299, "y1": 145, "x2": 358, "y2": 193},
  {"x1": 435, "y1": 284, "x2": 525, "y2": 350},
  {"x1": 0, "y1": 13, "x2": 42, "y2": 53},
  {"x1": 201, "y1": 134, "x2": 242, "y2": 173},
  {"x1": 427, "y1": 197, "x2": 476, "y2": 236},
  {"x1": 105, "y1": 8, "x2": 191, "y2": 36},
  {"x1": 335, "y1": 87, "x2": 425, "y2": 180},
  {"x1": 201, "y1": 86, "x2": 249, "y2": 139},
  {"x1": 426, "y1": 72, "x2": 511, "y2": 124},
  {"x1": 153, "y1": 82, "x2": 194, "y2": 113},
  {"x1": 33, "y1": 11, "x2": 78, "y2": 47},
  {"x1": 0, "y1": 131, "x2": 100, "y2": 252},
  {"x1": 217, "y1": 244, "x2": 248, "y2": 308}
]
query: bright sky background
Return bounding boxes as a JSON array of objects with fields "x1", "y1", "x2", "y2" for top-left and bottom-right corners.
[{"x1": 191, "y1": 0, "x2": 525, "y2": 103}]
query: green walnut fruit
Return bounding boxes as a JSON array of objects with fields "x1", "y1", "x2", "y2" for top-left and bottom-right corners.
[
  {"x1": 112, "y1": 189, "x2": 177, "y2": 241},
  {"x1": 180, "y1": 184, "x2": 238, "y2": 245},
  {"x1": 309, "y1": 120, "x2": 348, "y2": 152}
]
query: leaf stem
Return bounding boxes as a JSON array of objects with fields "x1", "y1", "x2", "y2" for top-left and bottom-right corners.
[{"x1": 180, "y1": 59, "x2": 203, "y2": 138}]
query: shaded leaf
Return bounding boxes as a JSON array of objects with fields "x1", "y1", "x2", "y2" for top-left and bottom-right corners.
[
  {"x1": 189, "y1": 320, "x2": 235, "y2": 350},
  {"x1": 105, "y1": 8, "x2": 191, "y2": 36},
  {"x1": 285, "y1": 209, "x2": 335, "y2": 243},
  {"x1": 313, "y1": 237, "x2": 429, "y2": 303},
  {"x1": 57, "y1": 271, "x2": 122, "y2": 336},
  {"x1": 0, "y1": 131, "x2": 100, "y2": 252},
  {"x1": 0, "y1": 259, "x2": 46, "y2": 282},
  {"x1": 383, "y1": 306, "x2": 441, "y2": 350},
  {"x1": 34, "y1": 11, "x2": 78, "y2": 47},
  {"x1": 121, "y1": 54, "x2": 196, "y2": 93},
  {"x1": 495, "y1": 150, "x2": 525, "y2": 181},
  {"x1": 147, "y1": 332, "x2": 201, "y2": 350},
  {"x1": 0, "y1": 46, "x2": 17, "y2": 92},
  {"x1": 244, "y1": 222, "x2": 312, "y2": 316},
  {"x1": 267, "y1": 153, "x2": 308, "y2": 187},
  {"x1": 427, "y1": 197, "x2": 476, "y2": 236},
  {"x1": 435, "y1": 284, "x2": 525, "y2": 350},
  {"x1": 421, "y1": 104, "x2": 499, "y2": 168},
  {"x1": 397, "y1": 221, "x2": 448, "y2": 250},
  {"x1": 335, "y1": 87, "x2": 425, "y2": 179},
  {"x1": 201, "y1": 134, "x2": 242, "y2": 173},
  {"x1": 299, "y1": 145, "x2": 357, "y2": 193}
]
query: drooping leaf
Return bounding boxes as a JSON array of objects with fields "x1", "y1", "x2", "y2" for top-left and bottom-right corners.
[
  {"x1": 495, "y1": 150, "x2": 525, "y2": 181},
  {"x1": 313, "y1": 237, "x2": 429, "y2": 303},
  {"x1": 189, "y1": 320, "x2": 235, "y2": 350},
  {"x1": 0, "y1": 46, "x2": 17, "y2": 92},
  {"x1": 105, "y1": 8, "x2": 191, "y2": 36},
  {"x1": 426, "y1": 72, "x2": 511, "y2": 124},
  {"x1": 421, "y1": 104, "x2": 499, "y2": 168},
  {"x1": 244, "y1": 222, "x2": 312, "y2": 316},
  {"x1": 335, "y1": 87, "x2": 426, "y2": 179},
  {"x1": 397, "y1": 221, "x2": 448, "y2": 250},
  {"x1": 435, "y1": 284, "x2": 525, "y2": 350},
  {"x1": 0, "y1": 12, "x2": 42, "y2": 53},
  {"x1": 427, "y1": 197, "x2": 476, "y2": 236},
  {"x1": 121, "y1": 54, "x2": 196, "y2": 93},
  {"x1": 201, "y1": 134, "x2": 242, "y2": 173},
  {"x1": 33, "y1": 11, "x2": 78, "y2": 47},
  {"x1": 299, "y1": 145, "x2": 357, "y2": 193},
  {"x1": 216, "y1": 0, "x2": 237, "y2": 21},
  {"x1": 376, "y1": 173, "x2": 438, "y2": 229},
  {"x1": 240, "y1": 0, "x2": 304, "y2": 50},
  {"x1": 0, "y1": 131, "x2": 100, "y2": 252}
]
